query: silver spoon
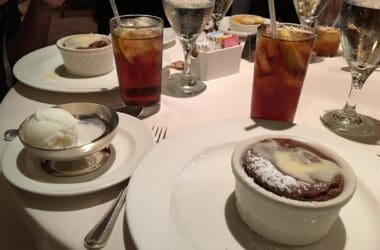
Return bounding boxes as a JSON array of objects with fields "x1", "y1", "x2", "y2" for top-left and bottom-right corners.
[
  {"x1": 3, "y1": 129, "x2": 18, "y2": 141},
  {"x1": 84, "y1": 180, "x2": 129, "y2": 249}
]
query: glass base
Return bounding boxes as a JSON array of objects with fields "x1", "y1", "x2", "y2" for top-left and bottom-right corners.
[
  {"x1": 320, "y1": 109, "x2": 373, "y2": 136},
  {"x1": 117, "y1": 102, "x2": 160, "y2": 118},
  {"x1": 166, "y1": 73, "x2": 206, "y2": 98},
  {"x1": 41, "y1": 147, "x2": 111, "y2": 177}
]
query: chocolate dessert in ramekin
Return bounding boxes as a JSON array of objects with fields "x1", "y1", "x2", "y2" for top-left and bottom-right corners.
[{"x1": 231, "y1": 134, "x2": 356, "y2": 246}]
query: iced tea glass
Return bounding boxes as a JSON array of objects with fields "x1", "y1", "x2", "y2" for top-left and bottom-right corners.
[
  {"x1": 251, "y1": 23, "x2": 316, "y2": 122},
  {"x1": 110, "y1": 15, "x2": 163, "y2": 117}
]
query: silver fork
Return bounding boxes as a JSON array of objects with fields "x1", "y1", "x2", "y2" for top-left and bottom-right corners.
[
  {"x1": 84, "y1": 126, "x2": 167, "y2": 249},
  {"x1": 152, "y1": 125, "x2": 167, "y2": 143}
]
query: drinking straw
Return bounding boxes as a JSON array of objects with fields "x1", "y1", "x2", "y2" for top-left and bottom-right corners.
[
  {"x1": 268, "y1": 0, "x2": 277, "y2": 34},
  {"x1": 109, "y1": 0, "x2": 121, "y2": 24}
]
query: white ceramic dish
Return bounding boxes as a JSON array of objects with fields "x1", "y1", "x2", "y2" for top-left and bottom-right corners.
[
  {"x1": 56, "y1": 34, "x2": 114, "y2": 77},
  {"x1": 191, "y1": 43, "x2": 243, "y2": 81},
  {"x1": 232, "y1": 134, "x2": 356, "y2": 246},
  {"x1": 126, "y1": 119, "x2": 380, "y2": 250},
  {"x1": 13, "y1": 45, "x2": 119, "y2": 93},
  {"x1": 219, "y1": 16, "x2": 263, "y2": 37},
  {"x1": 1, "y1": 113, "x2": 154, "y2": 196},
  {"x1": 229, "y1": 14, "x2": 265, "y2": 34}
]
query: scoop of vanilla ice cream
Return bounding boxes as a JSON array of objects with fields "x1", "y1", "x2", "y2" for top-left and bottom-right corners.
[{"x1": 23, "y1": 108, "x2": 79, "y2": 149}]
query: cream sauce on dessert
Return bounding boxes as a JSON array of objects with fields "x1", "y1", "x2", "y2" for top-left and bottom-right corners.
[{"x1": 252, "y1": 139, "x2": 342, "y2": 184}]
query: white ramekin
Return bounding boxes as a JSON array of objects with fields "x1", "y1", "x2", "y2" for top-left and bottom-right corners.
[
  {"x1": 56, "y1": 34, "x2": 114, "y2": 77},
  {"x1": 231, "y1": 134, "x2": 356, "y2": 246},
  {"x1": 229, "y1": 14, "x2": 263, "y2": 33}
]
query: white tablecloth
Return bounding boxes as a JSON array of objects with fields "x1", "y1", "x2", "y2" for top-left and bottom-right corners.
[{"x1": 1, "y1": 38, "x2": 380, "y2": 249}]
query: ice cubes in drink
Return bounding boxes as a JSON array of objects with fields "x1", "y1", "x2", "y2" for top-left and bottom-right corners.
[
  {"x1": 277, "y1": 27, "x2": 312, "y2": 71},
  {"x1": 251, "y1": 24, "x2": 316, "y2": 122},
  {"x1": 112, "y1": 28, "x2": 162, "y2": 63},
  {"x1": 119, "y1": 16, "x2": 157, "y2": 28}
]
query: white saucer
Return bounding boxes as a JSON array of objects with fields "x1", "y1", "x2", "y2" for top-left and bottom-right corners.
[
  {"x1": 13, "y1": 45, "x2": 119, "y2": 93},
  {"x1": 126, "y1": 119, "x2": 380, "y2": 250},
  {"x1": 1, "y1": 114, "x2": 154, "y2": 196}
]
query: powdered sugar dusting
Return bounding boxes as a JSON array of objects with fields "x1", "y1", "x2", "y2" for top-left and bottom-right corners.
[{"x1": 244, "y1": 149, "x2": 309, "y2": 192}]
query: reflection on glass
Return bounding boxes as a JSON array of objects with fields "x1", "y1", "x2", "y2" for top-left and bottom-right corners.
[
  {"x1": 293, "y1": 0, "x2": 330, "y2": 27},
  {"x1": 211, "y1": 0, "x2": 234, "y2": 31}
]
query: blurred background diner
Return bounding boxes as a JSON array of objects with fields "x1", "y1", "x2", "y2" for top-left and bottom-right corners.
[{"x1": 1, "y1": 0, "x2": 96, "y2": 101}]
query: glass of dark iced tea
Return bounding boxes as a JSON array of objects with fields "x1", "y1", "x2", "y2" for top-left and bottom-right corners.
[
  {"x1": 251, "y1": 23, "x2": 316, "y2": 122},
  {"x1": 110, "y1": 15, "x2": 163, "y2": 117}
]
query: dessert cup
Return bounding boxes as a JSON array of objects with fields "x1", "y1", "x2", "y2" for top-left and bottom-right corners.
[
  {"x1": 56, "y1": 34, "x2": 114, "y2": 77},
  {"x1": 231, "y1": 134, "x2": 356, "y2": 246}
]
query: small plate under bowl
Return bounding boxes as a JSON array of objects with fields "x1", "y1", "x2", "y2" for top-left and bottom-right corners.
[{"x1": 18, "y1": 103, "x2": 119, "y2": 163}]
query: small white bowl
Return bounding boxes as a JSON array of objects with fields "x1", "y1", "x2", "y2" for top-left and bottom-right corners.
[
  {"x1": 56, "y1": 34, "x2": 114, "y2": 77},
  {"x1": 231, "y1": 134, "x2": 356, "y2": 246},
  {"x1": 229, "y1": 14, "x2": 265, "y2": 34}
]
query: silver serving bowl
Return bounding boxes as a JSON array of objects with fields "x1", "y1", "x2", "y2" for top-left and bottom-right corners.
[{"x1": 18, "y1": 103, "x2": 119, "y2": 162}]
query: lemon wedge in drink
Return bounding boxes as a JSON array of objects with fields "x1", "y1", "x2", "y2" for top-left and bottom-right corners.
[
  {"x1": 278, "y1": 27, "x2": 305, "y2": 71},
  {"x1": 113, "y1": 29, "x2": 138, "y2": 63}
]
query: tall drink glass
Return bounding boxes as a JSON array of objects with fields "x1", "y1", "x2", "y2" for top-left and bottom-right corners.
[
  {"x1": 251, "y1": 23, "x2": 316, "y2": 122},
  {"x1": 110, "y1": 15, "x2": 163, "y2": 117}
]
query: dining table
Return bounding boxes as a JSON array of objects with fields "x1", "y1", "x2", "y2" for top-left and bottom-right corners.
[{"x1": 1, "y1": 26, "x2": 380, "y2": 250}]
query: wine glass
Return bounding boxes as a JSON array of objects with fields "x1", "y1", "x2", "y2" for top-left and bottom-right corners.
[
  {"x1": 293, "y1": 0, "x2": 330, "y2": 27},
  {"x1": 316, "y1": 0, "x2": 344, "y2": 26},
  {"x1": 211, "y1": 0, "x2": 234, "y2": 31},
  {"x1": 320, "y1": 0, "x2": 380, "y2": 136},
  {"x1": 162, "y1": 0, "x2": 215, "y2": 97}
]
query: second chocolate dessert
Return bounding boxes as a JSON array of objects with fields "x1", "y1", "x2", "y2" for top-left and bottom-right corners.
[{"x1": 242, "y1": 138, "x2": 344, "y2": 201}]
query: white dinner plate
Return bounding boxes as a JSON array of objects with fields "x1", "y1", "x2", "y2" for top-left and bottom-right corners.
[
  {"x1": 1, "y1": 114, "x2": 154, "y2": 196},
  {"x1": 126, "y1": 119, "x2": 380, "y2": 250},
  {"x1": 164, "y1": 27, "x2": 176, "y2": 46},
  {"x1": 13, "y1": 45, "x2": 119, "y2": 93}
]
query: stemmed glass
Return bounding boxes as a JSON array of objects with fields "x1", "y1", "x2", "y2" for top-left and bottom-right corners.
[
  {"x1": 293, "y1": 0, "x2": 330, "y2": 27},
  {"x1": 162, "y1": 0, "x2": 215, "y2": 97},
  {"x1": 320, "y1": 0, "x2": 380, "y2": 136},
  {"x1": 211, "y1": 0, "x2": 234, "y2": 31}
]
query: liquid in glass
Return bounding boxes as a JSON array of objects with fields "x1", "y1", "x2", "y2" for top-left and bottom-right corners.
[
  {"x1": 251, "y1": 24, "x2": 316, "y2": 122},
  {"x1": 110, "y1": 16, "x2": 163, "y2": 110}
]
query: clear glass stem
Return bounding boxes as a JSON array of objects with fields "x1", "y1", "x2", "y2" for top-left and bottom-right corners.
[
  {"x1": 213, "y1": 19, "x2": 221, "y2": 31},
  {"x1": 340, "y1": 71, "x2": 367, "y2": 121},
  {"x1": 209, "y1": 16, "x2": 219, "y2": 31},
  {"x1": 181, "y1": 40, "x2": 195, "y2": 86},
  {"x1": 300, "y1": 16, "x2": 317, "y2": 29}
]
